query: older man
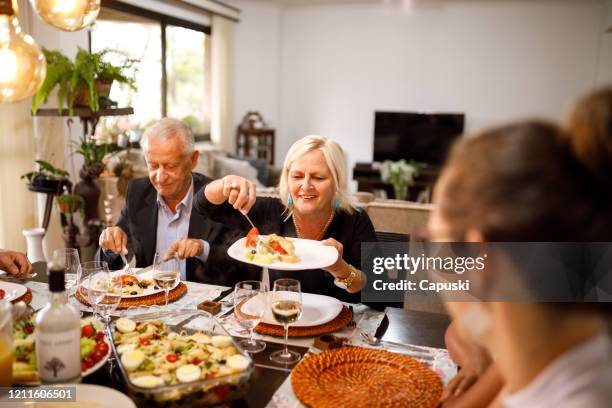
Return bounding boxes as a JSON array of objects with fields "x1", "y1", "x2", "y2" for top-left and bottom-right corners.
[{"x1": 97, "y1": 118, "x2": 256, "y2": 285}]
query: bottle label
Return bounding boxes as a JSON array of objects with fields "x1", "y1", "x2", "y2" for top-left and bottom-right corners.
[{"x1": 36, "y1": 329, "x2": 81, "y2": 382}]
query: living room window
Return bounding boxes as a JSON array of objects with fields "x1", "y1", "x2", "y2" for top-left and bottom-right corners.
[{"x1": 90, "y1": 3, "x2": 211, "y2": 140}]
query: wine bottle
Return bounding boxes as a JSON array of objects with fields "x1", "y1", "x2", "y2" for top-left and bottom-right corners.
[{"x1": 35, "y1": 262, "x2": 81, "y2": 384}]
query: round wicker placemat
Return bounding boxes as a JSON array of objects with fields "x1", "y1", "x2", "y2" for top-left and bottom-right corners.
[
  {"x1": 11, "y1": 288, "x2": 32, "y2": 305},
  {"x1": 292, "y1": 347, "x2": 443, "y2": 408},
  {"x1": 236, "y1": 302, "x2": 353, "y2": 337},
  {"x1": 75, "y1": 282, "x2": 187, "y2": 309}
]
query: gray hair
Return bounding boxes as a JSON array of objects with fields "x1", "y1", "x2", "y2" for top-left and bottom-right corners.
[{"x1": 141, "y1": 118, "x2": 194, "y2": 156}]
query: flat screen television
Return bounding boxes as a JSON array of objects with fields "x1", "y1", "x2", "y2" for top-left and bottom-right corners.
[{"x1": 373, "y1": 111, "x2": 465, "y2": 166}]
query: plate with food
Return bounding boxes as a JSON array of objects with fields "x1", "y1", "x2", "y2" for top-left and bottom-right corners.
[
  {"x1": 0, "y1": 281, "x2": 27, "y2": 301},
  {"x1": 228, "y1": 229, "x2": 338, "y2": 271},
  {"x1": 12, "y1": 315, "x2": 110, "y2": 384},
  {"x1": 82, "y1": 269, "x2": 180, "y2": 299},
  {"x1": 111, "y1": 312, "x2": 253, "y2": 406}
]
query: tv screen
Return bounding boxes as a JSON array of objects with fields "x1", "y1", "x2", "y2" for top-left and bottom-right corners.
[{"x1": 373, "y1": 111, "x2": 465, "y2": 166}]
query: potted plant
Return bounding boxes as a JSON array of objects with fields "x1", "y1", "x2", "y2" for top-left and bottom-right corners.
[
  {"x1": 57, "y1": 191, "x2": 85, "y2": 216},
  {"x1": 381, "y1": 160, "x2": 419, "y2": 200},
  {"x1": 21, "y1": 160, "x2": 71, "y2": 194},
  {"x1": 74, "y1": 137, "x2": 122, "y2": 179},
  {"x1": 31, "y1": 47, "x2": 138, "y2": 115}
]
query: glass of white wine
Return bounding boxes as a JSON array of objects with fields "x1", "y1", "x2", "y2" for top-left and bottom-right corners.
[
  {"x1": 153, "y1": 253, "x2": 180, "y2": 306},
  {"x1": 234, "y1": 280, "x2": 268, "y2": 353},
  {"x1": 269, "y1": 278, "x2": 302, "y2": 364}
]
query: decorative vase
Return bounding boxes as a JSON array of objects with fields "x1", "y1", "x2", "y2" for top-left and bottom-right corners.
[
  {"x1": 22, "y1": 228, "x2": 46, "y2": 263},
  {"x1": 393, "y1": 184, "x2": 408, "y2": 200}
]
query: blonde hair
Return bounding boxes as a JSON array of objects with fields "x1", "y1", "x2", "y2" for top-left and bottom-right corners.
[{"x1": 279, "y1": 135, "x2": 355, "y2": 214}]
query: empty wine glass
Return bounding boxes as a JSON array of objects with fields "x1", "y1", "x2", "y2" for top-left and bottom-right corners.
[
  {"x1": 52, "y1": 249, "x2": 81, "y2": 297},
  {"x1": 234, "y1": 280, "x2": 267, "y2": 353},
  {"x1": 153, "y1": 253, "x2": 180, "y2": 306},
  {"x1": 98, "y1": 271, "x2": 123, "y2": 328},
  {"x1": 269, "y1": 278, "x2": 302, "y2": 364},
  {"x1": 80, "y1": 261, "x2": 109, "y2": 319}
]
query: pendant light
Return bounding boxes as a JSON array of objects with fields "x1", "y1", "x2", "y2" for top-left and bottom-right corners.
[
  {"x1": 29, "y1": 0, "x2": 100, "y2": 32},
  {"x1": 0, "y1": 0, "x2": 46, "y2": 102}
]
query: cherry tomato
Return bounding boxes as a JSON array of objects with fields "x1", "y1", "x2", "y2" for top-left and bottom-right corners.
[
  {"x1": 24, "y1": 326, "x2": 33, "y2": 334},
  {"x1": 81, "y1": 362, "x2": 87, "y2": 372},
  {"x1": 139, "y1": 338, "x2": 150, "y2": 346},
  {"x1": 0, "y1": 289, "x2": 5, "y2": 299},
  {"x1": 83, "y1": 357, "x2": 94, "y2": 368},
  {"x1": 81, "y1": 324, "x2": 95, "y2": 338},
  {"x1": 245, "y1": 227, "x2": 259, "y2": 248},
  {"x1": 90, "y1": 350, "x2": 103, "y2": 363},
  {"x1": 96, "y1": 331, "x2": 105, "y2": 340},
  {"x1": 191, "y1": 357, "x2": 201, "y2": 365},
  {"x1": 166, "y1": 354, "x2": 179, "y2": 363},
  {"x1": 269, "y1": 240, "x2": 287, "y2": 255},
  {"x1": 95, "y1": 342, "x2": 109, "y2": 356}
]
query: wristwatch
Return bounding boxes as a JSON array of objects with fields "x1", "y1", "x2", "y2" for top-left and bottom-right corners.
[{"x1": 334, "y1": 265, "x2": 358, "y2": 290}]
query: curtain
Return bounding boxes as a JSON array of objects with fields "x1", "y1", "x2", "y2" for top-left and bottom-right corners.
[{"x1": 211, "y1": 15, "x2": 235, "y2": 154}]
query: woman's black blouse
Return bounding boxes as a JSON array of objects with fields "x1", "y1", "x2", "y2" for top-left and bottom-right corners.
[{"x1": 194, "y1": 190, "x2": 377, "y2": 303}]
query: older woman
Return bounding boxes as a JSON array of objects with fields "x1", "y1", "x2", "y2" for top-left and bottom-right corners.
[
  {"x1": 194, "y1": 135, "x2": 375, "y2": 302},
  {"x1": 429, "y1": 119, "x2": 612, "y2": 407}
]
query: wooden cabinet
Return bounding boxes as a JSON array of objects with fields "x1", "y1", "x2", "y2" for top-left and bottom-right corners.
[
  {"x1": 353, "y1": 163, "x2": 439, "y2": 202},
  {"x1": 236, "y1": 112, "x2": 275, "y2": 165}
]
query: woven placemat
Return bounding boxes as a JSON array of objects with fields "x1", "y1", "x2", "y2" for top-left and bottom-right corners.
[
  {"x1": 11, "y1": 288, "x2": 32, "y2": 305},
  {"x1": 236, "y1": 302, "x2": 353, "y2": 338},
  {"x1": 75, "y1": 282, "x2": 188, "y2": 309},
  {"x1": 292, "y1": 347, "x2": 443, "y2": 408}
]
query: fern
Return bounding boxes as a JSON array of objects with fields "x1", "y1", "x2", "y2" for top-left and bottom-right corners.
[{"x1": 31, "y1": 47, "x2": 138, "y2": 115}]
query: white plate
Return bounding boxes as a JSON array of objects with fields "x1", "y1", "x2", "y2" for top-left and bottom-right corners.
[
  {"x1": 79, "y1": 269, "x2": 180, "y2": 299},
  {"x1": 241, "y1": 292, "x2": 343, "y2": 327},
  {"x1": 228, "y1": 236, "x2": 338, "y2": 271},
  {"x1": 0, "y1": 281, "x2": 27, "y2": 300},
  {"x1": 75, "y1": 384, "x2": 136, "y2": 407}
]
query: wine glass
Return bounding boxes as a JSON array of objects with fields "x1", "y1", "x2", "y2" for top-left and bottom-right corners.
[
  {"x1": 98, "y1": 271, "x2": 123, "y2": 328},
  {"x1": 269, "y1": 278, "x2": 302, "y2": 364},
  {"x1": 52, "y1": 249, "x2": 81, "y2": 296},
  {"x1": 153, "y1": 253, "x2": 180, "y2": 306},
  {"x1": 234, "y1": 280, "x2": 267, "y2": 353},
  {"x1": 80, "y1": 261, "x2": 109, "y2": 319}
]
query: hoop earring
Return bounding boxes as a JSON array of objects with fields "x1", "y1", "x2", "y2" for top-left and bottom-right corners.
[{"x1": 288, "y1": 195, "x2": 294, "y2": 206}]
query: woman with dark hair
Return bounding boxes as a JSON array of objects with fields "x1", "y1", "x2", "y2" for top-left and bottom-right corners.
[{"x1": 431, "y1": 117, "x2": 612, "y2": 407}]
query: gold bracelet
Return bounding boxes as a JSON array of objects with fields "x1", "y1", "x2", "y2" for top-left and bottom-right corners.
[{"x1": 334, "y1": 264, "x2": 358, "y2": 290}]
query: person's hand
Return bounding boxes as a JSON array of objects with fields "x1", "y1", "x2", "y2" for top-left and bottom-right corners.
[
  {"x1": 99, "y1": 226, "x2": 128, "y2": 255},
  {"x1": 205, "y1": 175, "x2": 256, "y2": 214},
  {"x1": 440, "y1": 344, "x2": 492, "y2": 402},
  {"x1": 321, "y1": 238, "x2": 346, "y2": 277},
  {"x1": 165, "y1": 239, "x2": 203, "y2": 260},
  {"x1": 0, "y1": 251, "x2": 32, "y2": 277}
]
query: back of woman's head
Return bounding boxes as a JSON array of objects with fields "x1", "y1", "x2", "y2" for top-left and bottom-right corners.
[
  {"x1": 437, "y1": 120, "x2": 606, "y2": 241},
  {"x1": 568, "y1": 87, "x2": 612, "y2": 196}
]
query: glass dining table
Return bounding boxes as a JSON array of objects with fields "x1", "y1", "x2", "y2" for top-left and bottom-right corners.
[{"x1": 18, "y1": 263, "x2": 451, "y2": 407}]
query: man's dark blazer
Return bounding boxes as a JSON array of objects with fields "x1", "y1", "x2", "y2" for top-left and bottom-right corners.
[{"x1": 96, "y1": 172, "x2": 260, "y2": 285}]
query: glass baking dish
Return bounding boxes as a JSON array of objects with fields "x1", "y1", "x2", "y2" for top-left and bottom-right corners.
[{"x1": 108, "y1": 308, "x2": 254, "y2": 407}]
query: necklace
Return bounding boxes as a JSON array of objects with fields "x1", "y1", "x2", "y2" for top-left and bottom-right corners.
[{"x1": 293, "y1": 210, "x2": 334, "y2": 240}]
